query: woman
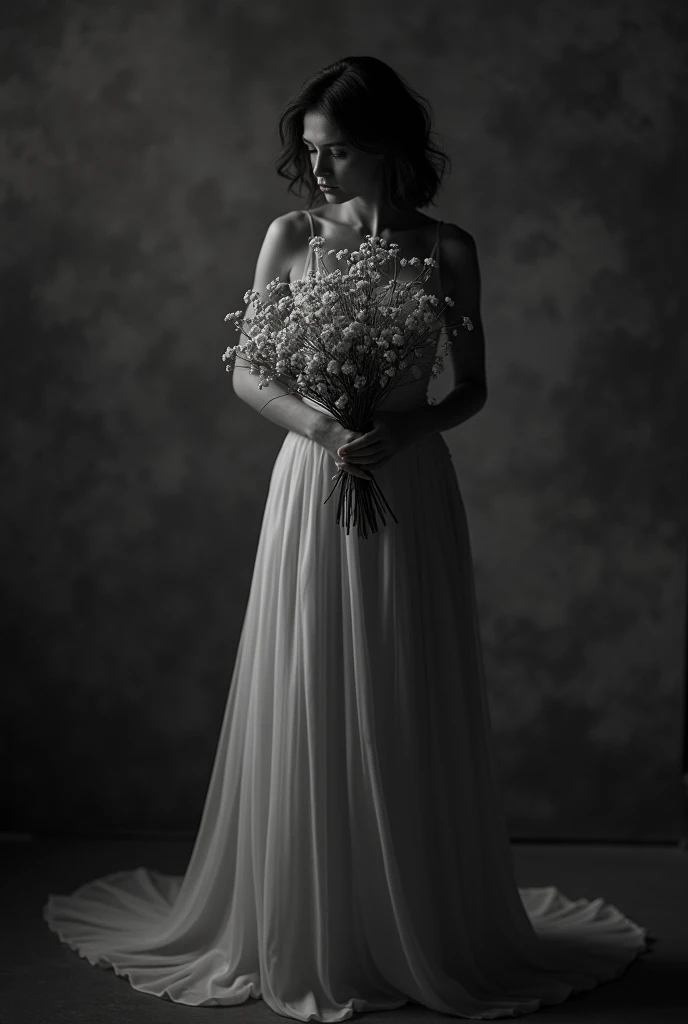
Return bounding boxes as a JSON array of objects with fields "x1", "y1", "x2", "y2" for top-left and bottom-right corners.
[{"x1": 44, "y1": 56, "x2": 650, "y2": 1021}]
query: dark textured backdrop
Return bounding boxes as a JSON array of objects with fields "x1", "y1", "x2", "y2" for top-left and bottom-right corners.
[{"x1": 1, "y1": 0, "x2": 686, "y2": 839}]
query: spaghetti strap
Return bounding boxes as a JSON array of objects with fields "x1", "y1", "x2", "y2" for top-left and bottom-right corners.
[{"x1": 302, "y1": 209, "x2": 316, "y2": 279}]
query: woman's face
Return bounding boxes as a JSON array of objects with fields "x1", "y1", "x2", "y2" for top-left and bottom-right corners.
[{"x1": 301, "y1": 109, "x2": 384, "y2": 205}]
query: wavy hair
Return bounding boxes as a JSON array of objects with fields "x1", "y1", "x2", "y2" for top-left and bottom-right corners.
[{"x1": 275, "y1": 56, "x2": 450, "y2": 211}]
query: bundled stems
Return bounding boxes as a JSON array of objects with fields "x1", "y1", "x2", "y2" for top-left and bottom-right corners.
[{"x1": 323, "y1": 467, "x2": 399, "y2": 539}]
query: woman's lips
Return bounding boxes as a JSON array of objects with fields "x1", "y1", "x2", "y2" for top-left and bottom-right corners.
[{"x1": 320, "y1": 184, "x2": 338, "y2": 191}]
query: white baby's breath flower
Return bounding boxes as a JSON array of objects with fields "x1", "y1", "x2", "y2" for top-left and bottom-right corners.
[{"x1": 223, "y1": 230, "x2": 475, "y2": 537}]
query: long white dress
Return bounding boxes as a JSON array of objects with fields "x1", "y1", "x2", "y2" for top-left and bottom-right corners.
[{"x1": 43, "y1": 210, "x2": 651, "y2": 1021}]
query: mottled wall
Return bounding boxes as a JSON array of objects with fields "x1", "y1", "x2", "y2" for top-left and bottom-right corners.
[{"x1": 1, "y1": 0, "x2": 685, "y2": 839}]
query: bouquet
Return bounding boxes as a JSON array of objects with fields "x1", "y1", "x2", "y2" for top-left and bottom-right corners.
[{"x1": 222, "y1": 232, "x2": 473, "y2": 539}]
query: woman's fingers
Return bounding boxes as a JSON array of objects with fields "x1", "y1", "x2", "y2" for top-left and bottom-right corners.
[
  {"x1": 345, "y1": 454, "x2": 382, "y2": 466},
  {"x1": 341, "y1": 442, "x2": 384, "y2": 458}
]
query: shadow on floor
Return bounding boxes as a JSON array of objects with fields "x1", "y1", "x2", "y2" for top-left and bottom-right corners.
[{"x1": 3, "y1": 840, "x2": 686, "y2": 1024}]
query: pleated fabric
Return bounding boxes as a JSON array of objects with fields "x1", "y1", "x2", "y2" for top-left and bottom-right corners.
[{"x1": 43, "y1": 427, "x2": 650, "y2": 1020}]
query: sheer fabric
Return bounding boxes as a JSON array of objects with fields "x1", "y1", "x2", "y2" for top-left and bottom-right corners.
[{"x1": 43, "y1": 210, "x2": 650, "y2": 1020}]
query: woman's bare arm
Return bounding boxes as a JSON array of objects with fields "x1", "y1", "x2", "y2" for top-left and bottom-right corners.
[
  {"x1": 408, "y1": 224, "x2": 487, "y2": 439},
  {"x1": 231, "y1": 213, "x2": 331, "y2": 443}
]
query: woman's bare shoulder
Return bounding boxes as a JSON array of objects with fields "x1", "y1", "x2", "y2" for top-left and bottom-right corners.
[
  {"x1": 438, "y1": 220, "x2": 475, "y2": 247},
  {"x1": 258, "y1": 211, "x2": 311, "y2": 274},
  {"x1": 264, "y1": 210, "x2": 321, "y2": 282},
  {"x1": 270, "y1": 208, "x2": 311, "y2": 237},
  {"x1": 277, "y1": 206, "x2": 331, "y2": 236}
]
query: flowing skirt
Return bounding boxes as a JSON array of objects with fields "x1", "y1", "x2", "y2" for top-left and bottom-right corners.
[{"x1": 44, "y1": 428, "x2": 650, "y2": 1021}]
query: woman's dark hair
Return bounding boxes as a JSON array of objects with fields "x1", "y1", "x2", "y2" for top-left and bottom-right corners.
[{"x1": 275, "y1": 56, "x2": 451, "y2": 211}]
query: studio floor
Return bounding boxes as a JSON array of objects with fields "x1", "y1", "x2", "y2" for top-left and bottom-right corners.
[{"x1": 3, "y1": 839, "x2": 686, "y2": 1024}]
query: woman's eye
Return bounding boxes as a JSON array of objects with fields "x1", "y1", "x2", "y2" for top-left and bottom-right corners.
[{"x1": 305, "y1": 147, "x2": 346, "y2": 159}]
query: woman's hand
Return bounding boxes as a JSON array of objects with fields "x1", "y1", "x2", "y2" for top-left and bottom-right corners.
[
  {"x1": 336, "y1": 410, "x2": 421, "y2": 471},
  {"x1": 318, "y1": 419, "x2": 375, "y2": 481}
]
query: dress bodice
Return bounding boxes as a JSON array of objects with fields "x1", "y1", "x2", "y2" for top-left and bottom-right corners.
[{"x1": 297, "y1": 209, "x2": 446, "y2": 421}]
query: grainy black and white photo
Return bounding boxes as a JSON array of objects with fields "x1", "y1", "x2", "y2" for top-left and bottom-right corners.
[{"x1": 1, "y1": 2, "x2": 687, "y2": 1022}]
